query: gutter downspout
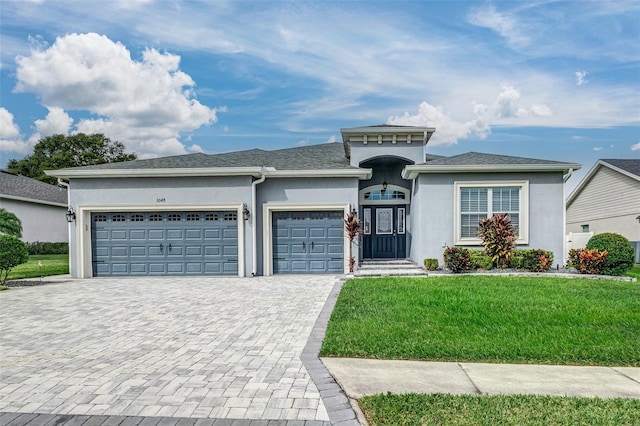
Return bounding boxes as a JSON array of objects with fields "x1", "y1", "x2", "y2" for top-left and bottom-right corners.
[
  {"x1": 251, "y1": 169, "x2": 267, "y2": 276},
  {"x1": 57, "y1": 178, "x2": 72, "y2": 276}
]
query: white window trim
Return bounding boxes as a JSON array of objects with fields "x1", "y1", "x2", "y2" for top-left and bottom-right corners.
[
  {"x1": 262, "y1": 203, "x2": 351, "y2": 276},
  {"x1": 76, "y1": 203, "x2": 245, "y2": 278},
  {"x1": 454, "y1": 181, "x2": 529, "y2": 245},
  {"x1": 359, "y1": 184, "x2": 410, "y2": 205}
]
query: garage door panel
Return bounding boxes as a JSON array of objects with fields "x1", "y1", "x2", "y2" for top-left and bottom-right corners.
[
  {"x1": 309, "y1": 228, "x2": 327, "y2": 238},
  {"x1": 291, "y1": 228, "x2": 308, "y2": 238},
  {"x1": 91, "y1": 211, "x2": 238, "y2": 276},
  {"x1": 111, "y1": 230, "x2": 127, "y2": 240},
  {"x1": 111, "y1": 246, "x2": 128, "y2": 257},
  {"x1": 148, "y1": 229, "x2": 165, "y2": 240},
  {"x1": 129, "y1": 229, "x2": 146, "y2": 240},
  {"x1": 185, "y1": 229, "x2": 202, "y2": 239},
  {"x1": 166, "y1": 229, "x2": 184, "y2": 240}
]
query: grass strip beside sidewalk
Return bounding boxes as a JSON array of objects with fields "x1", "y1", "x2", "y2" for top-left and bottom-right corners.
[
  {"x1": 359, "y1": 393, "x2": 640, "y2": 426},
  {"x1": 320, "y1": 276, "x2": 640, "y2": 366},
  {"x1": 7, "y1": 254, "x2": 69, "y2": 280}
]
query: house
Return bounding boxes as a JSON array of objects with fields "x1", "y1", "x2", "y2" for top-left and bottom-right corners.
[
  {"x1": 0, "y1": 170, "x2": 68, "y2": 243},
  {"x1": 566, "y1": 159, "x2": 640, "y2": 263},
  {"x1": 46, "y1": 125, "x2": 580, "y2": 278}
]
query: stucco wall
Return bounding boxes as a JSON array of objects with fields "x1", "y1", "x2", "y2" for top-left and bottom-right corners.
[
  {"x1": 0, "y1": 198, "x2": 68, "y2": 243},
  {"x1": 349, "y1": 142, "x2": 424, "y2": 167},
  {"x1": 410, "y1": 172, "x2": 567, "y2": 267},
  {"x1": 255, "y1": 177, "x2": 359, "y2": 275},
  {"x1": 68, "y1": 176, "x2": 253, "y2": 277}
]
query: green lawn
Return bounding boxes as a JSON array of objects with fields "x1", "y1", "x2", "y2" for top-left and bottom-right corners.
[
  {"x1": 359, "y1": 393, "x2": 640, "y2": 426},
  {"x1": 626, "y1": 265, "x2": 640, "y2": 280},
  {"x1": 7, "y1": 254, "x2": 69, "y2": 280},
  {"x1": 320, "y1": 276, "x2": 640, "y2": 366}
]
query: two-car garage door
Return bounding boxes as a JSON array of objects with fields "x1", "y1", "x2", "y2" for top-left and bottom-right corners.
[{"x1": 91, "y1": 211, "x2": 238, "y2": 276}]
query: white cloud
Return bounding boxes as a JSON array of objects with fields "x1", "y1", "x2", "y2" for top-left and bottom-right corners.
[
  {"x1": 12, "y1": 32, "x2": 220, "y2": 158},
  {"x1": 631, "y1": 142, "x2": 640, "y2": 151},
  {"x1": 531, "y1": 104, "x2": 553, "y2": 117},
  {"x1": 326, "y1": 135, "x2": 337, "y2": 143},
  {"x1": 593, "y1": 146, "x2": 603, "y2": 151},
  {"x1": 297, "y1": 139, "x2": 308, "y2": 146},
  {"x1": 388, "y1": 101, "x2": 490, "y2": 146},
  {"x1": 0, "y1": 108, "x2": 20, "y2": 139},
  {"x1": 575, "y1": 70, "x2": 589, "y2": 86},
  {"x1": 187, "y1": 144, "x2": 204, "y2": 153},
  {"x1": 0, "y1": 107, "x2": 32, "y2": 154},
  {"x1": 493, "y1": 85, "x2": 528, "y2": 118},
  {"x1": 467, "y1": 5, "x2": 529, "y2": 47},
  {"x1": 34, "y1": 107, "x2": 73, "y2": 136}
]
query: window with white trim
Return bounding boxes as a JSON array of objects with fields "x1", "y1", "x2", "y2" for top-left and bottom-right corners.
[{"x1": 455, "y1": 181, "x2": 528, "y2": 245}]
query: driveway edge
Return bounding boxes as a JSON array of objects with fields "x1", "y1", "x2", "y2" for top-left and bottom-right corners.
[{"x1": 301, "y1": 277, "x2": 360, "y2": 426}]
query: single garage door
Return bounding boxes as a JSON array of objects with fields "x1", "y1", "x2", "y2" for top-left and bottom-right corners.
[
  {"x1": 91, "y1": 211, "x2": 238, "y2": 276},
  {"x1": 272, "y1": 210, "x2": 344, "y2": 273}
]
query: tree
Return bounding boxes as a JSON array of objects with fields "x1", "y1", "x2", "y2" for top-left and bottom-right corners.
[
  {"x1": 344, "y1": 210, "x2": 361, "y2": 273},
  {"x1": 0, "y1": 209, "x2": 22, "y2": 238},
  {"x1": 7, "y1": 133, "x2": 137, "y2": 184},
  {"x1": 0, "y1": 235, "x2": 29, "y2": 285}
]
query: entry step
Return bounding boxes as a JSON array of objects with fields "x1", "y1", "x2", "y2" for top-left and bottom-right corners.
[{"x1": 355, "y1": 259, "x2": 427, "y2": 277}]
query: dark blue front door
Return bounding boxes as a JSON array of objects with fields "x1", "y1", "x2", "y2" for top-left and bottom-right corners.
[{"x1": 362, "y1": 206, "x2": 406, "y2": 259}]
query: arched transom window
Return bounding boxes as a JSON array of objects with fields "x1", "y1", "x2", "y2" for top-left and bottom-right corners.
[{"x1": 359, "y1": 184, "x2": 410, "y2": 205}]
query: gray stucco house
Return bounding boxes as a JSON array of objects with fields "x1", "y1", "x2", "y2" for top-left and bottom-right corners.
[
  {"x1": 0, "y1": 170, "x2": 68, "y2": 243},
  {"x1": 566, "y1": 159, "x2": 640, "y2": 263},
  {"x1": 47, "y1": 125, "x2": 580, "y2": 278}
]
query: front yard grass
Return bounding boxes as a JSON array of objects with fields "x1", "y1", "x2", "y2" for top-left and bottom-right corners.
[
  {"x1": 626, "y1": 264, "x2": 640, "y2": 280},
  {"x1": 359, "y1": 393, "x2": 640, "y2": 425},
  {"x1": 7, "y1": 254, "x2": 69, "y2": 280},
  {"x1": 320, "y1": 276, "x2": 640, "y2": 366}
]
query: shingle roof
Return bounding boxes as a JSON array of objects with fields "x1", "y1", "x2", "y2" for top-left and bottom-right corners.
[
  {"x1": 419, "y1": 151, "x2": 573, "y2": 166},
  {"x1": 0, "y1": 170, "x2": 67, "y2": 205},
  {"x1": 56, "y1": 143, "x2": 354, "y2": 171},
  {"x1": 602, "y1": 159, "x2": 640, "y2": 178}
]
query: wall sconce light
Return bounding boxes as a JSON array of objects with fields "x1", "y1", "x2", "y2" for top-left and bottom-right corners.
[
  {"x1": 243, "y1": 203, "x2": 250, "y2": 220},
  {"x1": 65, "y1": 206, "x2": 76, "y2": 223},
  {"x1": 381, "y1": 181, "x2": 388, "y2": 194}
]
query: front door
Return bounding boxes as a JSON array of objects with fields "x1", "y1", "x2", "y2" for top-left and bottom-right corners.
[{"x1": 362, "y1": 206, "x2": 406, "y2": 259}]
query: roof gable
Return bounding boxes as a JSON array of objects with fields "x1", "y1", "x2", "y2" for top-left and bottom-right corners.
[
  {"x1": 0, "y1": 170, "x2": 67, "y2": 205},
  {"x1": 567, "y1": 159, "x2": 640, "y2": 206}
]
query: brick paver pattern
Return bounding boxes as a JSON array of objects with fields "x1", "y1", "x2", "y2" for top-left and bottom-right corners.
[{"x1": 0, "y1": 276, "x2": 337, "y2": 422}]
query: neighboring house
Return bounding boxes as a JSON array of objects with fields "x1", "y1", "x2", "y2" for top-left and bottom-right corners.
[
  {"x1": 566, "y1": 159, "x2": 640, "y2": 263},
  {"x1": 47, "y1": 125, "x2": 580, "y2": 278},
  {"x1": 0, "y1": 170, "x2": 68, "y2": 243}
]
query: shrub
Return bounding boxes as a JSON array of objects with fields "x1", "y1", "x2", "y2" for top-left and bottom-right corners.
[
  {"x1": 469, "y1": 249, "x2": 493, "y2": 270},
  {"x1": 586, "y1": 233, "x2": 635, "y2": 276},
  {"x1": 443, "y1": 247, "x2": 472, "y2": 273},
  {"x1": 477, "y1": 214, "x2": 515, "y2": 269},
  {"x1": 521, "y1": 249, "x2": 554, "y2": 272},
  {"x1": 568, "y1": 248, "x2": 608, "y2": 275},
  {"x1": 25, "y1": 241, "x2": 69, "y2": 255},
  {"x1": 0, "y1": 235, "x2": 29, "y2": 284},
  {"x1": 423, "y1": 258, "x2": 439, "y2": 271},
  {"x1": 509, "y1": 251, "x2": 524, "y2": 269}
]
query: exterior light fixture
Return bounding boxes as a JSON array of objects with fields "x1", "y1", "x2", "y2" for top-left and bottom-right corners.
[
  {"x1": 65, "y1": 206, "x2": 76, "y2": 223},
  {"x1": 381, "y1": 181, "x2": 388, "y2": 194},
  {"x1": 243, "y1": 203, "x2": 250, "y2": 220}
]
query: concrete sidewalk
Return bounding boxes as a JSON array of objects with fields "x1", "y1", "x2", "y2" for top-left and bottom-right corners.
[{"x1": 321, "y1": 358, "x2": 640, "y2": 399}]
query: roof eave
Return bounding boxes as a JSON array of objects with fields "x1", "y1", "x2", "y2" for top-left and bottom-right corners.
[
  {"x1": 402, "y1": 163, "x2": 582, "y2": 180},
  {"x1": 566, "y1": 159, "x2": 639, "y2": 206},
  {"x1": 45, "y1": 167, "x2": 267, "y2": 179},
  {"x1": 267, "y1": 169, "x2": 372, "y2": 180},
  {"x1": 45, "y1": 167, "x2": 373, "y2": 180},
  {"x1": 0, "y1": 194, "x2": 67, "y2": 207}
]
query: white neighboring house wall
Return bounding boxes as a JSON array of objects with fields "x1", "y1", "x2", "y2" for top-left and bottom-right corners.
[
  {"x1": 0, "y1": 198, "x2": 68, "y2": 242},
  {"x1": 566, "y1": 160, "x2": 640, "y2": 263}
]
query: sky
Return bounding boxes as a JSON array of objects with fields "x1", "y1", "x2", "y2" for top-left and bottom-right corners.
[{"x1": 1, "y1": 0, "x2": 639, "y2": 193}]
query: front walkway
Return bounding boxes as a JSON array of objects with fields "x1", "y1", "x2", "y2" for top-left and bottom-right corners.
[
  {"x1": 322, "y1": 358, "x2": 640, "y2": 399},
  {"x1": 0, "y1": 276, "x2": 355, "y2": 424}
]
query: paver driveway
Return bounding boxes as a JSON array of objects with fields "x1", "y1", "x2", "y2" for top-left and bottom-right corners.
[{"x1": 0, "y1": 276, "x2": 338, "y2": 422}]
